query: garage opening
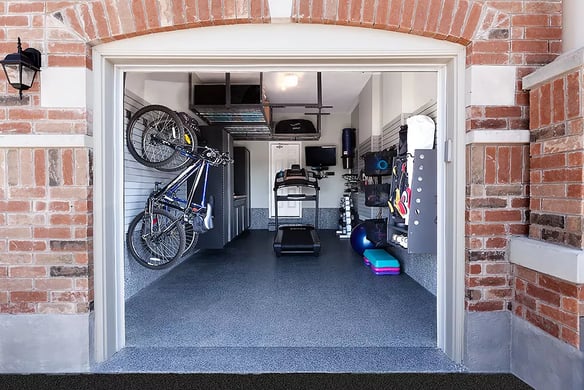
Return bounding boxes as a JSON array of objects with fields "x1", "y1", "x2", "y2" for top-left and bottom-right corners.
[{"x1": 92, "y1": 24, "x2": 466, "y2": 370}]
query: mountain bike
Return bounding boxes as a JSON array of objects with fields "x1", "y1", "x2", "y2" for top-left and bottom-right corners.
[
  {"x1": 126, "y1": 104, "x2": 202, "y2": 172},
  {"x1": 125, "y1": 106, "x2": 231, "y2": 269}
]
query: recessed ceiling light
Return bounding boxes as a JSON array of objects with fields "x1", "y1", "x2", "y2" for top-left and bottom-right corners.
[{"x1": 283, "y1": 73, "x2": 298, "y2": 88}]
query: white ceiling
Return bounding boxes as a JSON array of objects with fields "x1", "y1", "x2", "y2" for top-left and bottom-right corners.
[{"x1": 193, "y1": 71, "x2": 371, "y2": 113}]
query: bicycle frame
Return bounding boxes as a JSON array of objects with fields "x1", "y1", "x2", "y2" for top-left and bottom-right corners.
[{"x1": 147, "y1": 157, "x2": 211, "y2": 218}]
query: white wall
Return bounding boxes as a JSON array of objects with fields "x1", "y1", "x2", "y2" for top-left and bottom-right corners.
[
  {"x1": 381, "y1": 72, "x2": 437, "y2": 128},
  {"x1": 401, "y1": 72, "x2": 437, "y2": 113},
  {"x1": 358, "y1": 77, "x2": 374, "y2": 144},
  {"x1": 381, "y1": 73, "x2": 403, "y2": 125}
]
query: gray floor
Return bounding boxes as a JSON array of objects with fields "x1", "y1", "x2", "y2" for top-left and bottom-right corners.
[{"x1": 97, "y1": 230, "x2": 464, "y2": 373}]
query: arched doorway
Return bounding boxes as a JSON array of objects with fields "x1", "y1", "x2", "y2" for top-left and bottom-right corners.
[{"x1": 92, "y1": 23, "x2": 466, "y2": 366}]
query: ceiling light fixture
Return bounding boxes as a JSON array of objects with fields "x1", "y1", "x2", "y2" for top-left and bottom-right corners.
[
  {"x1": 1, "y1": 37, "x2": 41, "y2": 100},
  {"x1": 283, "y1": 73, "x2": 298, "y2": 88}
]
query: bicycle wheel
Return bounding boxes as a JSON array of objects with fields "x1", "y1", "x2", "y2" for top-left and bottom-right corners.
[
  {"x1": 126, "y1": 105, "x2": 184, "y2": 168},
  {"x1": 182, "y1": 222, "x2": 200, "y2": 257},
  {"x1": 155, "y1": 124, "x2": 198, "y2": 172},
  {"x1": 126, "y1": 209, "x2": 186, "y2": 269}
]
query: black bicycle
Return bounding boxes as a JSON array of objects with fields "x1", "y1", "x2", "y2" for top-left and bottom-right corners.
[
  {"x1": 125, "y1": 106, "x2": 231, "y2": 269},
  {"x1": 126, "y1": 104, "x2": 202, "y2": 172}
]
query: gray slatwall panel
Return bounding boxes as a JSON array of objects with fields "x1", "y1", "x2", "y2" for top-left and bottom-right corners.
[{"x1": 381, "y1": 113, "x2": 409, "y2": 151}]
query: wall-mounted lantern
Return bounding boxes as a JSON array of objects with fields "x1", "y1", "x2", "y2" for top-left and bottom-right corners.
[{"x1": 1, "y1": 37, "x2": 41, "y2": 100}]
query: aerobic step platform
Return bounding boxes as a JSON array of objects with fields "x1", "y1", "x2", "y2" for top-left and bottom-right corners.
[{"x1": 363, "y1": 249, "x2": 400, "y2": 275}]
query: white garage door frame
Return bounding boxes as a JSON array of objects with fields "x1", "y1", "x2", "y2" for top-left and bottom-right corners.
[{"x1": 92, "y1": 24, "x2": 466, "y2": 364}]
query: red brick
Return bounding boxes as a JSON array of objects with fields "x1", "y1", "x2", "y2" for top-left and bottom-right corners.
[
  {"x1": 552, "y1": 77, "x2": 565, "y2": 123},
  {"x1": 485, "y1": 263, "x2": 509, "y2": 274},
  {"x1": 373, "y1": 0, "x2": 389, "y2": 27},
  {"x1": 530, "y1": 89, "x2": 540, "y2": 129},
  {"x1": 526, "y1": 283, "x2": 561, "y2": 306},
  {"x1": 539, "y1": 303, "x2": 578, "y2": 329},
  {"x1": 526, "y1": 310, "x2": 560, "y2": 338},
  {"x1": 531, "y1": 153, "x2": 566, "y2": 170},
  {"x1": 467, "y1": 300, "x2": 505, "y2": 311},
  {"x1": 10, "y1": 291, "x2": 47, "y2": 303},
  {"x1": 468, "y1": 276, "x2": 507, "y2": 288},
  {"x1": 467, "y1": 223, "x2": 506, "y2": 236},
  {"x1": 525, "y1": 27, "x2": 561, "y2": 40},
  {"x1": 484, "y1": 210, "x2": 522, "y2": 222},
  {"x1": 538, "y1": 275, "x2": 579, "y2": 297},
  {"x1": 8, "y1": 241, "x2": 46, "y2": 252},
  {"x1": 567, "y1": 184, "x2": 584, "y2": 198},
  {"x1": 33, "y1": 227, "x2": 72, "y2": 240},
  {"x1": 9, "y1": 266, "x2": 46, "y2": 278},
  {"x1": 560, "y1": 327, "x2": 579, "y2": 348},
  {"x1": 560, "y1": 297, "x2": 579, "y2": 314},
  {"x1": 412, "y1": 0, "x2": 430, "y2": 33},
  {"x1": 484, "y1": 146, "x2": 497, "y2": 184},
  {"x1": 515, "y1": 278, "x2": 526, "y2": 292},
  {"x1": 497, "y1": 146, "x2": 510, "y2": 183},
  {"x1": 9, "y1": 2, "x2": 45, "y2": 13},
  {"x1": 566, "y1": 72, "x2": 581, "y2": 119},
  {"x1": 539, "y1": 83, "x2": 551, "y2": 126},
  {"x1": 512, "y1": 14, "x2": 550, "y2": 26},
  {"x1": 361, "y1": 0, "x2": 375, "y2": 26},
  {"x1": 399, "y1": 0, "x2": 415, "y2": 32},
  {"x1": 515, "y1": 265, "x2": 537, "y2": 283}
]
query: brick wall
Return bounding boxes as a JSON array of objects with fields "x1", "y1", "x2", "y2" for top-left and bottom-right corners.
[
  {"x1": 514, "y1": 264, "x2": 583, "y2": 349},
  {"x1": 528, "y1": 67, "x2": 584, "y2": 249},
  {"x1": 465, "y1": 143, "x2": 530, "y2": 311},
  {"x1": 0, "y1": 147, "x2": 93, "y2": 314},
  {"x1": 0, "y1": 1, "x2": 564, "y2": 318}
]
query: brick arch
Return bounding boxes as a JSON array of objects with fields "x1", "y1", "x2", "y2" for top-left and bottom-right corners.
[{"x1": 50, "y1": 0, "x2": 499, "y2": 47}]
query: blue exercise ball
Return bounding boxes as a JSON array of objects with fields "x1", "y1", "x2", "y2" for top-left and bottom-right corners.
[{"x1": 350, "y1": 222, "x2": 375, "y2": 255}]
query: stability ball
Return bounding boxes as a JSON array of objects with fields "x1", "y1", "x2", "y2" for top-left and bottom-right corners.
[{"x1": 350, "y1": 222, "x2": 375, "y2": 255}]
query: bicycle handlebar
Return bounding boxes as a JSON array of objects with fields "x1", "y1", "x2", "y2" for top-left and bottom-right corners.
[
  {"x1": 200, "y1": 147, "x2": 232, "y2": 166},
  {"x1": 149, "y1": 134, "x2": 232, "y2": 165}
]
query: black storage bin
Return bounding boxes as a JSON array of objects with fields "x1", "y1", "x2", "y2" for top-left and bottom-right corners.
[
  {"x1": 363, "y1": 150, "x2": 396, "y2": 176},
  {"x1": 274, "y1": 119, "x2": 317, "y2": 134},
  {"x1": 364, "y1": 183, "x2": 390, "y2": 207}
]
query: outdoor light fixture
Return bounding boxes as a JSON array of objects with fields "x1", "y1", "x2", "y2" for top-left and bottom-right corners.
[{"x1": 1, "y1": 37, "x2": 41, "y2": 99}]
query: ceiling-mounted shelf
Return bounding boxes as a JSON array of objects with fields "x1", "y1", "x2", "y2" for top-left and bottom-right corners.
[{"x1": 189, "y1": 72, "x2": 331, "y2": 140}]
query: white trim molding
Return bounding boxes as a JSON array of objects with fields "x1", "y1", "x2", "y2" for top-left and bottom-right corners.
[
  {"x1": 465, "y1": 130, "x2": 530, "y2": 145},
  {"x1": 509, "y1": 236, "x2": 584, "y2": 284},
  {"x1": 0, "y1": 134, "x2": 93, "y2": 148},
  {"x1": 523, "y1": 47, "x2": 584, "y2": 90}
]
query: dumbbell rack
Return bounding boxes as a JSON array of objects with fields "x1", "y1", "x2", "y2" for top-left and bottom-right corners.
[{"x1": 336, "y1": 194, "x2": 355, "y2": 239}]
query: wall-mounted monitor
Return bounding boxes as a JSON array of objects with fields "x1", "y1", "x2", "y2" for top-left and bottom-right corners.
[{"x1": 305, "y1": 145, "x2": 337, "y2": 170}]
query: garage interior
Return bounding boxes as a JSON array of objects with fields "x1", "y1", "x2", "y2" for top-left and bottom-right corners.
[{"x1": 97, "y1": 69, "x2": 459, "y2": 372}]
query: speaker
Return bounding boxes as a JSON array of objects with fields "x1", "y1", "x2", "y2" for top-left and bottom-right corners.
[{"x1": 341, "y1": 127, "x2": 356, "y2": 169}]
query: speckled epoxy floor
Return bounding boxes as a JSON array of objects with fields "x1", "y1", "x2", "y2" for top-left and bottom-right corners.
[{"x1": 96, "y1": 230, "x2": 463, "y2": 373}]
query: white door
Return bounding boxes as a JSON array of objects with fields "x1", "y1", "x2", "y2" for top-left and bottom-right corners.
[{"x1": 269, "y1": 142, "x2": 301, "y2": 218}]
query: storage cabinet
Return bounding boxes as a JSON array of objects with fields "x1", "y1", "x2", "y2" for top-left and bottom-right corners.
[
  {"x1": 189, "y1": 125, "x2": 233, "y2": 249},
  {"x1": 232, "y1": 146, "x2": 250, "y2": 238}
]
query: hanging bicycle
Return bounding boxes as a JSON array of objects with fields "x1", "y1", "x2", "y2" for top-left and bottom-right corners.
[
  {"x1": 126, "y1": 104, "x2": 202, "y2": 172},
  {"x1": 125, "y1": 106, "x2": 231, "y2": 269}
]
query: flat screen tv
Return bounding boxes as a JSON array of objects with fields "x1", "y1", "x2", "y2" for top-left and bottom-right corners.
[{"x1": 305, "y1": 146, "x2": 337, "y2": 170}]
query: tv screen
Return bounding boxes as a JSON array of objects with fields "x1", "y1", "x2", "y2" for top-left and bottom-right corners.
[{"x1": 305, "y1": 146, "x2": 336, "y2": 169}]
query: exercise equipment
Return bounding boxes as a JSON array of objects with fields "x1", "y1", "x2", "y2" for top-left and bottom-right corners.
[
  {"x1": 349, "y1": 222, "x2": 376, "y2": 255},
  {"x1": 273, "y1": 165, "x2": 321, "y2": 256}
]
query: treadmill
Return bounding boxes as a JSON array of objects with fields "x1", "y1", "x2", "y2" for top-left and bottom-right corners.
[{"x1": 273, "y1": 164, "x2": 321, "y2": 256}]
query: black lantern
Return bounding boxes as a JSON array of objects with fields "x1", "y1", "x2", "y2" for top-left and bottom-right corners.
[{"x1": 1, "y1": 37, "x2": 41, "y2": 99}]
